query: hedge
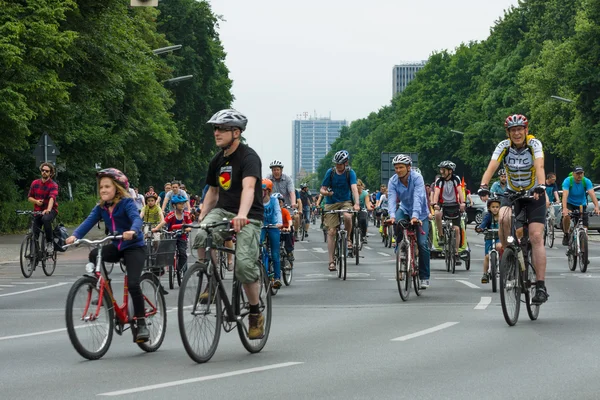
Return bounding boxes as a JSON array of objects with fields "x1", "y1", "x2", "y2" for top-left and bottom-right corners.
[{"x1": 0, "y1": 197, "x2": 99, "y2": 234}]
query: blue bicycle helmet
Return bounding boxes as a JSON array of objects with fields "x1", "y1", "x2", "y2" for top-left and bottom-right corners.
[
  {"x1": 171, "y1": 194, "x2": 187, "y2": 204},
  {"x1": 272, "y1": 193, "x2": 284, "y2": 202}
]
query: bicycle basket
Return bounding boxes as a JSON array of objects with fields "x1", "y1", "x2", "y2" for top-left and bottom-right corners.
[{"x1": 150, "y1": 239, "x2": 178, "y2": 268}]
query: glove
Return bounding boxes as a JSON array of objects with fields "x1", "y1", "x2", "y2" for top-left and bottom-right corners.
[{"x1": 533, "y1": 185, "x2": 546, "y2": 195}]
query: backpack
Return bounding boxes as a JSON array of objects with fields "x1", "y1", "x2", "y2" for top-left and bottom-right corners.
[
  {"x1": 53, "y1": 223, "x2": 69, "y2": 252},
  {"x1": 567, "y1": 172, "x2": 591, "y2": 191},
  {"x1": 328, "y1": 167, "x2": 352, "y2": 189}
]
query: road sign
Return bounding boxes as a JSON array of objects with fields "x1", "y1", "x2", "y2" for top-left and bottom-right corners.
[
  {"x1": 32, "y1": 132, "x2": 60, "y2": 165},
  {"x1": 380, "y1": 152, "x2": 419, "y2": 185}
]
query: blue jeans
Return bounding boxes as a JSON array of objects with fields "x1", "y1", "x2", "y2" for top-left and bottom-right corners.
[
  {"x1": 260, "y1": 227, "x2": 281, "y2": 279},
  {"x1": 395, "y1": 209, "x2": 430, "y2": 280}
]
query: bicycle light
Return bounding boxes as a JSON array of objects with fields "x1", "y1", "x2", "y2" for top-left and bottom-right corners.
[
  {"x1": 507, "y1": 236, "x2": 515, "y2": 244},
  {"x1": 85, "y1": 262, "x2": 95, "y2": 273}
]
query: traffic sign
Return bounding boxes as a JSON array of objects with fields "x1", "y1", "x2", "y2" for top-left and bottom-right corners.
[{"x1": 32, "y1": 132, "x2": 60, "y2": 165}]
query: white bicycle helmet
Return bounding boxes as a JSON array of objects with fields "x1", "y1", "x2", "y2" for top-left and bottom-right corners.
[
  {"x1": 497, "y1": 168, "x2": 506, "y2": 176},
  {"x1": 412, "y1": 167, "x2": 422, "y2": 175},
  {"x1": 269, "y1": 160, "x2": 284, "y2": 169},
  {"x1": 438, "y1": 160, "x2": 456, "y2": 170},
  {"x1": 332, "y1": 150, "x2": 349, "y2": 164},
  {"x1": 207, "y1": 109, "x2": 248, "y2": 131},
  {"x1": 392, "y1": 154, "x2": 412, "y2": 165}
]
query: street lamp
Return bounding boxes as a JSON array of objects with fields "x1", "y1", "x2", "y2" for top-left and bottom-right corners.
[
  {"x1": 450, "y1": 130, "x2": 465, "y2": 135},
  {"x1": 550, "y1": 95, "x2": 574, "y2": 103},
  {"x1": 152, "y1": 45, "x2": 182, "y2": 55},
  {"x1": 163, "y1": 75, "x2": 194, "y2": 84}
]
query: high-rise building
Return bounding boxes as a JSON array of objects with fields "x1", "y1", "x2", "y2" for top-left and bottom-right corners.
[
  {"x1": 292, "y1": 117, "x2": 347, "y2": 183},
  {"x1": 392, "y1": 61, "x2": 427, "y2": 97}
]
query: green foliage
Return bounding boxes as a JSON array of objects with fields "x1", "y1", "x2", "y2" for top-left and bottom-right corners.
[{"x1": 325, "y1": 0, "x2": 598, "y2": 187}]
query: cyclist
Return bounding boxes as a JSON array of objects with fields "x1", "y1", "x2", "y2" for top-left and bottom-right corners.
[
  {"x1": 475, "y1": 197, "x2": 503, "y2": 284},
  {"x1": 65, "y1": 168, "x2": 149, "y2": 343},
  {"x1": 158, "y1": 182, "x2": 171, "y2": 211},
  {"x1": 356, "y1": 179, "x2": 374, "y2": 243},
  {"x1": 27, "y1": 162, "x2": 59, "y2": 254},
  {"x1": 140, "y1": 191, "x2": 164, "y2": 236},
  {"x1": 261, "y1": 179, "x2": 283, "y2": 288},
  {"x1": 320, "y1": 150, "x2": 360, "y2": 271},
  {"x1": 276, "y1": 193, "x2": 294, "y2": 262},
  {"x1": 561, "y1": 166, "x2": 600, "y2": 246},
  {"x1": 376, "y1": 185, "x2": 389, "y2": 235},
  {"x1": 152, "y1": 194, "x2": 192, "y2": 276},
  {"x1": 161, "y1": 180, "x2": 191, "y2": 213},
  {"x1": 191, "y1": 109, "x2": 265, "y2": 339},
  {"x1": 432, "y1": 160, "x2": 465, "y2": 266},
  {"x1": 479, "y1": 114, "x2": 549, "y2": 304},
  {"x1": 387, "y1": 154, "x2": 431, "y2": 288},
  {"x1": 490, "y1": 169, "x2": 508, "y2": 195},
  {"x1": 299, "y1": 183, "x2": 312, "y2": 237},
  {"x1": 266, "y1": 159, "x2": 296, "y2": 211}
]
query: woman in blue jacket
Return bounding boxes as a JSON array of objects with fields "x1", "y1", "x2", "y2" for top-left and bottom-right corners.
[{"x1": 65, "y1": 168, "x2": 149, "y2": 343}]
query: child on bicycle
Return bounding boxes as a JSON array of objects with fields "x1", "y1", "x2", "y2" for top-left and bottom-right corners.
[
  {"x1": 140, "y1": 191, "x2": 164, "y2": 234},
  {"x1": 262, "y1": 179, "x2": 283, "y2": 288},
  {"x1": 276, "y1": 193, "x2": 294, "y2": 262},
  {"x1": 475, "y1": 197, "x2": 503, "y2": 284},
  {"x1": 152, "y1": 194, "x2": 192, "y2": 276},
  {"x1": 65, "y1": 168, "x2": 149, "y2": 343}
]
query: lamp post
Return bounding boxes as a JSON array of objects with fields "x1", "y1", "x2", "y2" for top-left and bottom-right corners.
[
  {"x1": 163, "y1": 75, "x2": 194, "y2": 84},
  {"x1": 450, "y1": 130, "x2": 465, "y2": 135},
  {"x1": 152, "y1": 45, "x2": 182, "y2": 55},
  {"x1": 550, "y1": 95, "x2": 574, "y2": 103}
]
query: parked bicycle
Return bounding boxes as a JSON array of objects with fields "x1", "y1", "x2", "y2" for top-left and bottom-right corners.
[
  {"x1": 64, "y1": 235, "x2": 166, "y2": 360},
  {"x1": 16, "y1": 210, "x2": 57, "y2": 278},
  {"x1": 566, "y1": 207, "x2": 591, "y2": 273},
  {"x1": 177, "y1": 220, "x2": 271, "y2": 363}
]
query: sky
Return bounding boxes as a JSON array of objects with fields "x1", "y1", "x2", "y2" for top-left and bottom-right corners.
[{"x1": 209, "y1": 0, "x2": 521, "y2": 177}]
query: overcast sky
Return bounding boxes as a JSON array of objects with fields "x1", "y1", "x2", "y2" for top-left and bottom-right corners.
[{"x1": 209, "y1": 0, "x2": 520, "y2": 177}]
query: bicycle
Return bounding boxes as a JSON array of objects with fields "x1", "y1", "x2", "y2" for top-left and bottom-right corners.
[
  {"x1": 347, "y1": 210, "x2": 362, "y2": 265},
  {"x1": 566, "y1": 207, "x2": 591, "y2": 273},
  {"x1": 311, "y1": 207, "x2": 317, "y2": 225},
  {"x1": 280, "y1": 230, "x2": 293, "y2": 286},
  {"x1": 297, "y1": 212, "x2": 306, "y2": 241},
  {"x1": 261, "y1": 224, "x2": 282, "y2": 296},
  {"x1": 480, "y1": 228, "x2": 500, "y2": 293},
  {"x1": 177, "y1": 220, "x2": 271, "y2": 363},
  {"x1": 380, "y1": 212, "x2": 394, "y2": 248},
  {"x1": 440, "y1": 213, "x2": 458, "y2": 274},
  {"x1": 498, "y1": 191, "x2": 540, "y2": 326},
  {"x1": 16, "y1": 210, "x2": 57, "y2": 278},
  {"x1": 326, "y1": 209, "x2": 354, "y2": 280},
  {"x1": 395, "y1": 220, "x2": 424, "y2": 301},
  {"x1": 157, "y1": 226, "x2": 187, "y2": 289},
  {"x1": 63, "y1": 235, "x2": 166, "y2": 360},
  {"x1": 544, "y1": 204, "x2": 556, "y2": 248}
]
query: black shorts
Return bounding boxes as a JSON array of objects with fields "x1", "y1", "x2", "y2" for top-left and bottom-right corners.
[
  {"x1": 505, "y1": 194, "x2": 546, "y2": 227},
  {"x1": 442, "y1": 205, "x2": 461, "y2": 227},
  {"x1": 567, "y1": 203, "x2": 589, "y2": 227}
]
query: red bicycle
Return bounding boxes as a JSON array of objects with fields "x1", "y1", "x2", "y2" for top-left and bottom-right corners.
[
  {"x1": 64, "y1": 235, "x2": 167, "y2": 360},
  {"x1": 395, "y1": 220, "x2": 425, "y2": 301}
]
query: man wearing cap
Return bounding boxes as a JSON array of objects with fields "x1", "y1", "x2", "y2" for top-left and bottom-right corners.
[{"x1": 561, "y1": 166, "x2": 600, "y2": 246}]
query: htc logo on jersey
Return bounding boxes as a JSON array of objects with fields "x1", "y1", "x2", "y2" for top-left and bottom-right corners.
[{"x1": 505, "y1": 157, "x2": 532, "y2": 167}]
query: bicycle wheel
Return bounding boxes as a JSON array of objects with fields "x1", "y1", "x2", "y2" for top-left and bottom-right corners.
[
  {"x1": 396, "y1": 244, "x2": 410, "y2": 301},
  {"x1": 524, "y1": 249, "x2": 539, "y2": 321},
  {"x1": 335, "y1": 237, "x2": 342, "y2": 278},
  {"x1": 323, "y1": 229, "x2": 327, "y2": 242},
  {"x1": 43, "y1": 250, "x2": 57, "y2": 276},
  {"x1": 444, "y1": 236, "x2": 451, "y2": 273},
  {"x1": 341, "y1": 232, "x2": 347, "y2": 281},
  {"x1": 176, "y1": 263, "x2": 183, "y2": 287},
  {"x1": 354, "y1": 226, "x2": 360, "y2": 265},
  {"x1": 268, "y1": 260, "x2": 278, "y2": 296},
  {"x1": 120, "y1": 262, "x2": 126, "y2": 273},
  {"x1": 236, "y1": 266, "x2": 272, "y2": 353},
  {"x1": 548, "y1": 223, "x2": 555, "y2": 248},
  {"x1": 219, "y1": 251, "x2": 227, "y2": 280},
  {"x1": 65, "y1": 276, "x2": 114, "y2": 360},
  {"x1": 413, "y1": 275, "x2": 421, "y2": 296},
  {"x1": 282, "y1": 255, "x2": 293, "y2": 286},
  {"x1": 450, "y1": 230, "x2": 456, "y2": 274},
  {"x1": 300, "y1": 224, "x2": 306, "y2": 241},
  {"x1": 137, "y1": 272, "x2": 167, "y2": 352},
  {"x1": 499, "y1": 247, "x2": 520, "y2": 326},
  {"x1": 168, "y1": 262, "x2": 175, "y2": 290},
  {"x1": 579, "y1": 230, "x2": 588, "y2": 273},
  {"x1": 490, "y1": 251, "x2": 498, "y2": 293},
  {"x1": 20, "y1": 234, "x2": 35, "y2": 278},
  {"x1": 178, "y1": 262, "x2": 222, "y2": 363},
  {"x1": 567, "y1": 235, "x2": 577, "y2": 271}
]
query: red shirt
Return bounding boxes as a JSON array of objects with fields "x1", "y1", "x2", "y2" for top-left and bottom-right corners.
[
  {"x1": 164, "y1": 210, "x2": 193, "y2": 240},
  {"x1": 28, "y1": 178, "x2": 59, "y2": 212},
  {"x1": 281, "y1": 208, "x2": 292, "y2": 228}
]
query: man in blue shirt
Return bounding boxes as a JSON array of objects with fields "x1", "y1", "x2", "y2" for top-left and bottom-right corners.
[
  {"x1": 490, "y1": 169, "x2": 508, "y2": 195},
  {"x1": 387, "y1": 154, "x2": 431, "y2": 288},
  {"x1": 320, "y1": 150, "x2": 360, "y2": 271},
  {"x1": 561, "y1": 166, "x2": 600, "y2": 245}
]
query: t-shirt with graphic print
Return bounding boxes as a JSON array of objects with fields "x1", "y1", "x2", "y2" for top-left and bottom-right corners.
[{"x1": 206, "y1": 143, "x2": 264, "y2": 221}]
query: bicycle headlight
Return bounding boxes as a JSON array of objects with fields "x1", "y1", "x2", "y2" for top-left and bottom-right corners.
[
  {"x1": 85, "y1": 262, "x2": 95, "y2": 273},
  {"x1": 507, "y1": 236, "x2": 515, "y2": 244}
]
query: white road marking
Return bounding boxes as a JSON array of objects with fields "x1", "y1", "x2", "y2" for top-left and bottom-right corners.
[
  {"x1": 97, "y1": 362, "x2": 304, "y2": 396},
  {"x1": 377, "y1": 252, "x2": 391, "y2": 257},
  {"x1": 296, "y1": 279, "x2": 330, "y2": 282},
  {"x1": 474, "y1": 296, "x2": 492, "y2": 310},
  {"x1": 347, "y1": 278, "x2": 376, "y2": 281},
  {"x1": 10, "y1": 281, "x2": 46, "y2": 285},
  {"x1": 0, "y1": 328, "x2": 67, "y2": 341},
  {"x1": 294, "y1": 249, "x2": 308, "y2": 252},
  {"x1": 475, "y1": 244, "x2": 485, "y2": 248},
  {"x1": 456, "y1": 280, "x2": 480, "y2": 289},
  {"x1": 364, "y1": 246, "x2": 372, "y2": 250},
  {"x1": 0, "y1": 284, "x2": 15, "y2": 287},
  {"x1": 0, "y1": 282, "x2": 69, "y2": 297},
  {"x1": 391, "y1": 322, "x2": 459, "y2": 342},
  {"x1": 311, "y1": 248, "x2": 327, "y2": 253}
]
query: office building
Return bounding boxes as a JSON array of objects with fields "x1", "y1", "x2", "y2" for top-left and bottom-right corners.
[
  {"x1": 292, "y1": 117, "x2": 347, "y2": 183},
  {"x1": 393, "y1": 61, "x2": 427, "y2": 97}
]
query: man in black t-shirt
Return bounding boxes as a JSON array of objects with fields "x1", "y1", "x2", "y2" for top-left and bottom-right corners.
[{"x1": 192, "y1": 109, "x2": 265, "y2": 340}]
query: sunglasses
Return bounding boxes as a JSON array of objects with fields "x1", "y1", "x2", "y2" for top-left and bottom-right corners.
[
  {"x1": 214, "y1": 126, "x2": 233, "y2": 132},
  {"x1": 41, "y1": 169, "x2": 51, "y2": 173}
]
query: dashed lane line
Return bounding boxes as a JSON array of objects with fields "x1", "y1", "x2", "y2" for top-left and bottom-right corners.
[
  {"x1": 474, "y1": 297, "x2": 492, "y2": 310},
  {"x1": 0, "y1": 282, "x2": 69, "y2": 297},
  {"x1": 391, "y1": 322, "x2": 460, "y2": 342},
  {"x1": 456, "y1": 280, "x2": 480, "y2": 289}
]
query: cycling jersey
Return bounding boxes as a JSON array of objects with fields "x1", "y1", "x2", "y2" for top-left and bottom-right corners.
[
  {"x1": 379, "y1": 194, "x2": 388, "y2": 209},
  {"x1": 492, "y1": 136, "x2": 543, "y2": 191},
  {"x1": 434, "y1": 175, "x2": 461, "y2": 205}
]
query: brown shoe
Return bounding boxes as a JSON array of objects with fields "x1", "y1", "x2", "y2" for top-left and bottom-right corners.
[{"x1": 248, "y1": 312, "x2": 264, "y2": 339}]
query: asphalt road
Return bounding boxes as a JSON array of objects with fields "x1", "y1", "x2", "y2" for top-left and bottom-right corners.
[{"x1": 2, "y1": 221, "x2": 600, "y2": 399}]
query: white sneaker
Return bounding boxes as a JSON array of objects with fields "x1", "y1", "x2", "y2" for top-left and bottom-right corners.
[{"x1": 420, "y1": 280, "x2": 430, "y2": 288}]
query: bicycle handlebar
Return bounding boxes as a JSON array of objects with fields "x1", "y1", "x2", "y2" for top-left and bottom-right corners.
[
  {"x1": 62, "y1": 234, "x2": 125, "y2": 250},
  {"x1": 16, "y1": 210, "x2": 43, "y2": 216},
  {"x1": 325, "y1": 209, "x2": 358, "y2": 214}
]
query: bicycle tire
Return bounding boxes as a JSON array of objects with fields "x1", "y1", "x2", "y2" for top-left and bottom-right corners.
[
  {"x1": 20, "y1": 234, "x2": 35, "y2": 278},
  {"x1": 236, "y1": 266, "x2": 272, "y2": 353},
  {"x1": 499, "y1": 247, "x2": 520, "y2": 326},
  {"x1": 335, "y1": 237, "x2": 342, "y2": 279},
  {"x1": 323, "y1": 229, "x2": 327, "y2": 243},
  {"x1": 354, "y1": 226, "x2": 360, "y2": 265},
  {"x1": 177, "y1": 265, "x2": 183, "y2": 288},
  {"x1": 268, "y1": 260, "x2": 278, "y2": 296},
  {"x1": 65, "y1": 276, "x2": 114, "y2": 360},
  {"x1": 168, "y1": 263, "x2": 175, "y2": 289},
  {"x1": 490, "y1": 251, "x2": 498, "y2": 293},
  {"x1": 120, "y1": 262, "x2": 126, "y2": 273},
  {"x1": 178, "y1": 262, "x2": 222, "y2": 363},
  {"x1": 524, "y1": 248, "x2": 539, "y2": 321},
  {"x1": 300, "y1": 224, "x2": 306, "y2": 241},
  {"x1": 548, "y1": 223, "x2": 554, "y2": 248},
  {"x1": 341, "y1": 231, "x2": 347, "y2": 280},
  {"x1": 567, "y1": 234, "x2": 577, "y2": 271},
  {"x1": 282, "y1": 255, "x2": 293, "y2": 286},
  {"x1": 219, "y1": 251, "x2": 227, "y2": 280},
  {"x1": 579, "y1": 230, "x2": 588, "y2": 273},
  {"x1": 413, "y1": 275, "x2": 421, "y2": 296},
  {"x1": 450, "y1": 230, "x2": 456, "y2": 274},
  {"x1": 396, "y1": 245, "x2": 410, "y2": 301},
  {"x1": 137, "y1": 272, "x2": 167, "y2": 352},
  {"x1": 43, "y1": 250, "x2": 57, "y2": 276}
]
